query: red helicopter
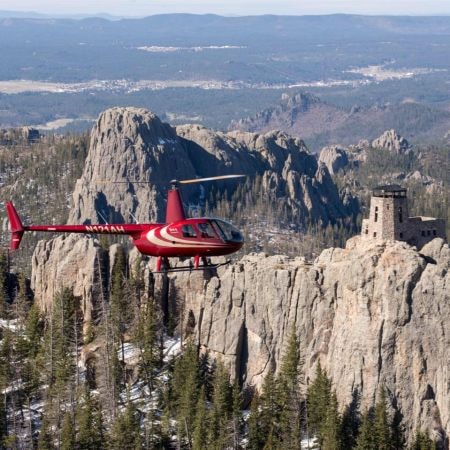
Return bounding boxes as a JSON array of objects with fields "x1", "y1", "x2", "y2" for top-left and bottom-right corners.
[{"x1": 6, "y1": 175, "x2": 245, "y2": 273}]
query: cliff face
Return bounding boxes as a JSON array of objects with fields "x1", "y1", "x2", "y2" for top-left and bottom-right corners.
[
  {"x1": 31, "y1": 233, "x2": 450, "y2": 444},
  {"x1": 69, "y1": 107, "x2": 354, "y2": 226},
  {"x1": 69, "y1": 107, "x2": 197, "y2": 224},
  {"x1": 170, "y1": 237, "x2": 450, "y2": 445}
]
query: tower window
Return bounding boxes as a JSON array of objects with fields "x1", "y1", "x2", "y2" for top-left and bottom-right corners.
[
  {"x1": 433, "y1": 230, "x2": 437, "y2": 236},
  {"x1": 427, "y1": 230, "x2": 431, "y2": 236},
  {"x1": 398, "y1": 207, "x2": 403, "y2": 223},
  {"x1": 421, "y1": 230, "x2": 425, "y2": 237},
  {"x1": 373, "y1": 232, "x2": 377, "y2": 238},
  {"x1": 399, "y1": 232, "x2": 403, "y2": 239},
  {"x1": 374, "y1": 212, "x2": 378, "y2": 222},
  {"x1": 365, "y1": 228, "x2": 368, "y2": 235}
]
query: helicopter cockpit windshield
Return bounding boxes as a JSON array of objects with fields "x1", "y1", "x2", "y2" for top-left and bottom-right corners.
[{"x1": 211, "y1": 219, "x2": 243, "y2": 243}]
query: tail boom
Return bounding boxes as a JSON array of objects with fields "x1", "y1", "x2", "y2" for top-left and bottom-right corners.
[{"x1": 6, "y1": 201, "x2": 151, "y2": 250}]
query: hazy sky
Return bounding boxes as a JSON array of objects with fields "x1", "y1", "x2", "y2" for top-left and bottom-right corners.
[{"x1": 1, "y1": 0, "x2": 450, "y2": 17}]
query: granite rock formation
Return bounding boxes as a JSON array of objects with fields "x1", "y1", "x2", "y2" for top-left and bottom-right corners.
[
  {"x1": 318, "y1": 145, "x2": 350, "y2": 175},
  {"x1": 371, "y1": 129, "x2": 412, "y2": 154},
  {"x1": 69, "y1": 107, "x2": 197, "y2": 224},
  {"x1": 30, "y1": 232, "x2": 450, "y2": 446},
  {"x1": 172, "y1": 236, "x2": 450, "y2": 446},
  {"x1": 31, "y1": 234, "x2": 107, "y2": 331},
  {"x1": 70, "y1": 107, "x2": 355, "y2": 225}
]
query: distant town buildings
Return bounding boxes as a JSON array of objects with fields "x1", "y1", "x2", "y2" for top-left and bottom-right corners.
[{"x1": 361, "y1": 185, "x2": 446, "y2": 248}]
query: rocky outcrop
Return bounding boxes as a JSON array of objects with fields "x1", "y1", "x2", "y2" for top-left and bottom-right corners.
[
  {"x1": 69, "y1": 107, "x2": 197, "y2": 224},
  {"x1": 372, "y1": 129, "x2": 412, "y2": 154},
  {"x1": 31, "y1": 234, "x2": 108, "y2": 333},
  {"x1": 318, "y1": 145, "x2": 349, "y2": 175},
  {"x1": 173, "y1": 237, "x2": 450, "y2": 446},
  {"x1": 69, "y1": 107, "x2": 354, "y2": 225},
  {"x1": 177, "y1": 124, "x2": 355, "y2": 222}
]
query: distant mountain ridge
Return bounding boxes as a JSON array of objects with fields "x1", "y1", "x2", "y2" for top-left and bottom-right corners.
[
  {"x1": 230, "y1": 92, "x2": 450, "y2": 151},
  {"x1": 0, "y1": 10, "x2": 122, "y2": 20}
]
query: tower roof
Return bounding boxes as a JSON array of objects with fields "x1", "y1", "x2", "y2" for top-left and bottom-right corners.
[{"x1": 372, "y1": 184, "x2": 407, "y2": 197}]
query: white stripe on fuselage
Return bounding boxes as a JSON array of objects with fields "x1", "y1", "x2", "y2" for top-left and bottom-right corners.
[{"x1": 147, "y1": 226, "x2": 223, "y2": 248}]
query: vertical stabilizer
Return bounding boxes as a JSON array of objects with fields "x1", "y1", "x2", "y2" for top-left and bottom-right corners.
[
  {"x1": 6, "y1": 202, "x2": 24, "y2": 250},
  {"x1": 165, "y1": 188, "x2": 186, "y2": 223}
]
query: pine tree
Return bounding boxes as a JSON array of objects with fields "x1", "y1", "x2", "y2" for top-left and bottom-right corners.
[
  {"x1": 0, "y1": 250, "x2": 9, "y2": 319},
  {"x1": 259, "y1": 370, "x2": 281, "y2": 448},
  {"x1": 248, "y1": 391, "x2": 265, "y2": 450},
  {"x1": 109, "y1": 392, "x2": 142, "y2": 450},
  {"x1": 0, "y1": 394, "x2": 7, "y2": 449},
  {"x1": 23, "y1": 303, "x2": 43, "y2": 358},
  {"x1": 61, "y1": 411, "x2": 76, "y2": 450},
  {"x1": 199, "y1": 352, "x2": 214, "y2": 399},
  {"x1": 231, "y1": 381, "x2": 243, "y2": 449},
  {"x1": 277, "y1": 328, "x2": 303, "y2": 448},
  {"x1": 78, "y1": 389, "x2": 105, "y2": 450},
  {"x1": 209, "y1": 361, "x2": 233, "y2": 449},
  {"x1": 340, "y1": 389, "x2": 360, "y2": 450},
  {"x1": 373, "y1": 389, "x2": 392, "y2": 450},
  {"x1": 172, "y1": 341, "x2": 201, "y2": 447},
  {"x1": 13, "y1": 273, "x2": 31, "y2": 324},
  {"x1": 355, "y1": 409, "x2": 375, "y2": 450},
  {"x1": 390, "y1": 408, "x2": 406, "y2": 450},
  {"x1": 37, "y1": 416, "x2": 54, "y2": 450},
  {"x1": 307, "y1": 361, "x2": 332, "y2": 445},
  {"x1": 110, "y1": 246, "x2": 129, "y2": 345},
  {"x1": 321, "y1": 390, "x2": 341, "y2": 450},
  {"x1": 134, "y1": 294, "x2": 159, "y2": 392},
  {"x1": 411, "y1": 429, "x2": 436, "y2": 450},
  {"x1": 192, "y1": 386, "x2": 208, "y2": 450}
]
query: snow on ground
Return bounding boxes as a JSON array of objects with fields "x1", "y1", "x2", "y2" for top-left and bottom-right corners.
[
  {"x1": 346, "y1": 65, "x2": 446, "y2": 81},
  {"x1": 163, "y1": 336, "x2": 182, "y2": 362},
  {"x1": 0, "y1": 318, "x2": 20, "y2": 331},
  {"x1": 137, "y1": 45, "x2": 246, "y2": 53}
]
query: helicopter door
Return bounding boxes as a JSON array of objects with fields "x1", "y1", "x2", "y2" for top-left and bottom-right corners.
[{"x1": 197, "y1": 222, "x2": 216, "y2": 239}]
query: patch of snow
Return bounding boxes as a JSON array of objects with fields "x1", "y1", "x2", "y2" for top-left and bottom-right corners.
[
  {"x1": 0, "y1": 318, "x2": 20, "y2": 331},
  {"x1": 137, "y1": 45, "x2": 246, "y2": 53},
  {"x1": 163, "y1": 336, "x2": 182, "y2": 362}
]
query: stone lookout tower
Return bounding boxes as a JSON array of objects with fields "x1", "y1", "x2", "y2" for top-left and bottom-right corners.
[{"x1": 361, "y1": 185, "x2": 446, "y2": 248}]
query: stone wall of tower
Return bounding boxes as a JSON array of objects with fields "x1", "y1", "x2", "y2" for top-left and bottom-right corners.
[{"x1": 361, "y1": 195, "x2": 409, "y2": 241}]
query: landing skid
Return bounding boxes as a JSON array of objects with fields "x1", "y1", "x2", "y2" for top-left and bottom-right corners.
[{"x1": 153, "y1": 259, "x2": 231, "y2": 274}]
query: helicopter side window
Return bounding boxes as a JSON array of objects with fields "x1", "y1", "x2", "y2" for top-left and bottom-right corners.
[
  {"x1": 212, "y1": 219, "x2": 243, "y2": 243},
  {"x1": 182, "y1": 225, "x2": 197, "y2": 238},
  {"x1": 198, "y1": 222, "x2": 215, "y2": 238}
]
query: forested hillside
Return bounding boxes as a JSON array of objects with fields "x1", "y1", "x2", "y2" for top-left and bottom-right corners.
[{"x1": 0, "y1": 243, "x2": 442, "y2": 449}]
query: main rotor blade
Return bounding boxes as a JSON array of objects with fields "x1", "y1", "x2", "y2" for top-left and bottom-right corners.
[
  {"x1": 178, "y1": 174, "x2": 246, "y2": 185},
  {"x1": 94, "y1": 179, "x2": 150, "y2": 184}
]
